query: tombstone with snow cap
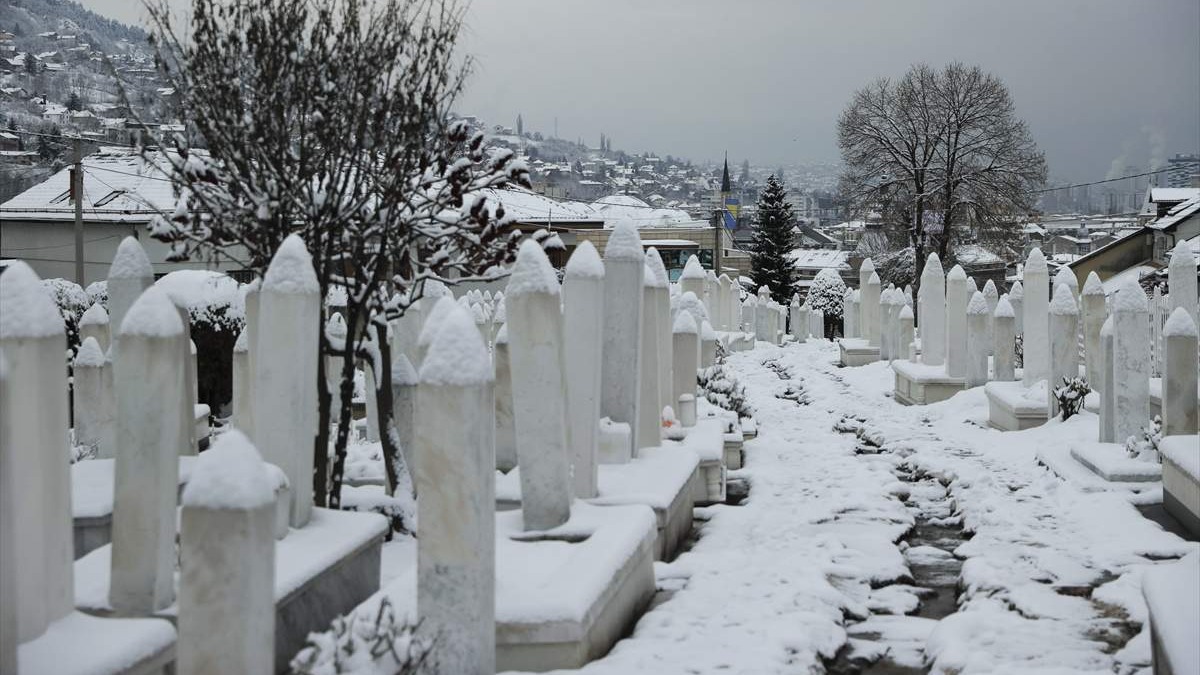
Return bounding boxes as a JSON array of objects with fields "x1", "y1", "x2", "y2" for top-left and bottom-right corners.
[
  {"x1": 790, "y1": 294, "x2": 807, "y2": 343},
  {"x1": 921, "y1": 254, "x2": 946, "y2": 366},
  {"x1": 391, "y1": 353, "x2": 419, "y2": 493},
  {"x1": 966, "y1": 291, "x2": 990, "y2": 387},
  {"x1": 1054, "y1": 267, "x2": 1079, "y2": 304},
  {"x1": 178, "y1": 430, "x2": 277, "y2": 675},
  {"x1": 109, "y1": 285, "x2": 186, "y2": 615},
  {"x1": 672, "y1": 311, "x2": 700, "y2": 428},
  {"x1": 563, "y1": 241, "x2": 605, "y2": 497},
  {"x1": 1047, "y1": 284, "x2": 1079, "y2": 417},
  {"x1": 863, "y1": 271, "x2": 881, "y2": 346},
  {"x1": 0, "y1": 262, "x2": 74, "y2": 641},
  {"x1": 416, "y1": 296, "x2": 457, "y2": 380},
  {"x1": 506, "y1": 240, "x2": 573, "y2": 531},
  {"x1": 754, "y1": 286, "x2": 771, "y2": 341},
  {"x1": 1099, "y1": 317, "x2": 1116, "y2": 443},
  {"x1": 1081, "y1": 272, "x2": 1106, "y2": 388},
  {"x1": 811, "y1": 307, "x2": 825, "y2": 341},
  {"x1": 703, "y1": 269, "x2": 719, "y2": 324},
  {"x1": 324, "y1": 313, "x2": 348, "y2": 429},
  {"x1": 717, "y1": 274, "x2": 733, "y2": 330},
  {"x1": 982, "y1": 280, "x2": 999, "y2": 353},
  {"x1": 0, "y1": 351, "x2": 13, "y2": 674},
  {"x1": 646, "y1": 249, "x2": 674, "y2": 418},
  {"x1": 993, "y1": 295, "x2": 1016, "y2": 382},
  {"x1": 416, "y1": 301, "x2": 496, "y2": 675},
  {"x1": 898, "y1": 304, "x2": 915, "y2": 361},
  {"x1": 842, "y1": 288, "x2": 857, "y2": 339},
  {"x1": 255, "y1": 234, "x2": 320, "y2": 528},
  {"x1": 1161, "y1": 308, "x2": 1198, "y2": 437},
  {"x1": 637, "y1": 262, "x2": 664, "y2": 452},
  {"x1": 232, "y1": 328, "x2": 252, "y2": 431},
  {"x1": 106, "y1": 236, "x2": 155, "y2": 356},
  {"x1": 79, "y1": 302, "x2": 110, "y2": 353},
  {"x1": 493, "y1": 325, "x2": 517, "y2": 472},
  {"x1": 1168, "y1": 239, "x2": 1198, "y2": 329},
  {"x1": 679, "y1": 255, "x2": 706, "y2": 305},
  {"x1": 600, "y1": 222, "x2": 644, "y2": 454},
  {"x1": 1022, "y1": 248, "x2": 1050, "y2": 386},
  {"x1": 700, "y1": 320, "x2": 717, "y2": 367},
  {"x1": 72, "y1": 336, "x2": 115, "y2": 459},
  {"x1": 945, "y1": 265, "x2": 969, "y2": 378},
  {"x1": 1009, "y1": 280, "x2": 1024, "y2": 334},
  {"x1": 859, "y1": 258, "x2": 875, "y2": 337},
  {"x1": 1112, "y1": 277, "x2": 1150, "y2": 444},
  {"x1": 741, "y1": 293, "x2": 757, "y2": 335}
]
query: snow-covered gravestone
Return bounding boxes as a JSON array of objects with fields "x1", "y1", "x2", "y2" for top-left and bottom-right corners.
[
  {"x1": 843, "y1": 288, "x2": 857, "y2": 339},
  {"x1": 672, "y1": 311, "x2": 699, "y2": 427},
  {"x1": 945, "y1": 265, "x2": 969, "y2": 378},
  {"x1": 416, "y1": 303, "x2": 495, "y2": 675},
  {"x1": 1099, "y1": 317, "x2": 1115, "y2": 443},
  {"x1": 1168, "y1": 239, "x2": 1199, "y2": 329},
  {"x1": 790, "y1": 294, "x2": 806, "y2": 343},
  {"x1": 898, "y1": 304, "x2": 915, "y2": 362},
  {"x1": 637, "y1": 263, "x2": 664, "y2": 452},
  {"x1": 863, "y1": 270, "x2": 881, "y2": 348},
  {"x1": 811, "y1": 308, "x2": 825, "y2": 342},
  {"x1": 679, "y1": 255, "x2": 706, "y2": 307},
  {"x1": 0, "y1": 263, "x2": 73, "y2": 642},
  {"x1": 1047, "y1": 284, "x2": 1079, "y2": 417},
  {"x1": 506, "y1": 241, "x2": 572, "y2": 531},
  {"x1": 1081, "y1": 272, "x2": 1106, "y2": 388},
  {"x1": 255, "y1": 234, "x2": 320, "y2": 528},
  {"x1": 1054, "y1": 267, "x2": 1079, "y2": 304},
  {"x1": 966, "y1": 291, "x2": 990, "y2": 387},
  {"x1": 420, "y1": 279, "x2": 450, "y2": 338},
  {"x1": 0, "y1": 351, "x2": 14, "y2": 674},
  {"x1": 325, "y1": 313, "x2": 348, "y2": 426},
  {"x1": 1161, "y1": 308, "x2": 1198, "y2": 436},
  {"x1": 754, "y1": 287, "x2": 771, "y2": 342},
  {"x1": 1022, "y1": 249, "x2": 1049, "y2": 386},
  {"x1": 416, "y1": 297, "x2": 457, "y2": 389},
  {"x1": 878, "y1": 289, "x2": 894, "y2": 361},
  {"x1": 983, "y1": 280, "x2": 999, "y2": 353},
  {"x1": 562, "y1": 241, "x2": 605, "y2": 498},
  {"x1": 966, "y1": 276, "x2": 979, "y2": 297},
  {"x1": 859, "y1": 258, "x2": 875, "y2": 339},
  {"x1": 993, "y1": 295, "x2": 1016, "y2": 382},
  {"x1": 241, "y1": 280, "x2": 260, "y2": 443},
  {"x1": 1009, "y1": 280, "x2": 1024, "y2": 334},
  {"x1": 646, "y1": 249, "x2": 673, "y2": 421},
  {"x1": 79, "y1": 301, "x2": 110, "y2": 353},
  {"x1": 717, "y1": 274, "x2": 733, "y2": 330},
  {"x1": 703, "y1": 270, "x2": 719, "y2": 326},
  {"x1": 232, "y1": 329, "x2": 252, "y2": 430},
  {"x1": 700, "y1": 320, "x2": 717, "y2": 367},
  {"x1": 600, "y1": 222, "x2": 644, "y2": 454},
  {"x1": 178, "y1": 431, "x2": 276, "y2": 675},
  {"x1": 493, "y1": 326, "x2": 517, "y2": 472},
  {"x1": 1112, "y1": 277, "x2": 1150, "y2": 444},
  {"x1": 741, "y1": 294, "x2": 757, "y2": 335},
  {"x1": 106, "y1": 236, "x2": 154, "y2": 356},
  {"x1": 73, "y1": 336, "x2": 114, "y2": 458},
  {"x1": 110, "y1": 286, "x2": 184, "y2": 615},
  {"x1": 391, "y1": 353, "x2": 419, "y2": 493}
]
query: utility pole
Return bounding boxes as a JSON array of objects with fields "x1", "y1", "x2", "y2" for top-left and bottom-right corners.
[
  {"x1": 712, "y1": 208, "x2": 723, "y2": 276},
  {"x1": 72, "y1": 137, "x2": 84, "y2": 285}
]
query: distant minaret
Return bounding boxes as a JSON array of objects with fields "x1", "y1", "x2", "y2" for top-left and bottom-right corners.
[
  {"x1": 720, "y1": 152, "x2": 731, "y2": 194},
  {"x1": 516, "y1": 114, "x2": 523, "y2": 136},
  {"x1": 719, "y1": 152, "x2": 739, "y2": 230}
]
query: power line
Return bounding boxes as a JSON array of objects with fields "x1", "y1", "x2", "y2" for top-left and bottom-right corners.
[
  {"x1": 1034, "y1": 166, "x2": 1186, "y2": 194},
  {"x1": 3, "y1": 128, "x2": 137, "y2": 148}
]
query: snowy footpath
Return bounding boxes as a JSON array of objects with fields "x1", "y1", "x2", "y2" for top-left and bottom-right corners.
[{"x1": 543, "y1": 339, "x2": 1197, "y2": 675}]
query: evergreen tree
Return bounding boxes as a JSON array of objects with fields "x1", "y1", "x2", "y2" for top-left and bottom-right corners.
[
  {"x1": 24, "y1": 53, "x2": 38, "y2": 75},
  {"x1": 66, "y1": 92, "x2": 82, "y2": 111},
  {"x1": 749, "y1": 174, "x2": 796, "y2": 303}
]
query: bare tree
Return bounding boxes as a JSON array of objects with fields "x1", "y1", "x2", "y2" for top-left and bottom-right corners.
[
  {"x1": 144, "y1": 0, "x2": 538, "y2": 519},
  {"x1": 838, "y1": 63, "x2": 1046, "y2": 301}
]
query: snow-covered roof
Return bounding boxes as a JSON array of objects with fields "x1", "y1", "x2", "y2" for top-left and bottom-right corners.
[
  {"x1": 479, "y1": 187, "x2": 597, "y2": 222},
  {"x1": 1147, "y1": 195, "x2": 1200, "y2": 231},
  {"x1": 0, "y1": 149, "x2": 178, "y2": 223},
  {"x1": 954, "y1": 244, "x2": 1003, "y2": 265},
  {"x1": 1148, "y1": 187, "x2": 1200, "y2": 204},
  {"x1": 789, "y1": 248, "x2": 850, "y2": 270},
  {"x1": 642, "y1": 239, "x2": 699, "y2": 248}
]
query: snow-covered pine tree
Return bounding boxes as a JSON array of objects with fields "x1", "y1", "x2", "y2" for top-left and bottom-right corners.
[{"x1": 749, "y1": 174, "x2": 796, "y2": 303}]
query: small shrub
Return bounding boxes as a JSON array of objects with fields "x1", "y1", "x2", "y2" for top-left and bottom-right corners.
[
  {"x1": 698, "y1": 361, "x2": 752, "y2": 420},
  {"x1": 1125, "y1": 415, "x2": 1163, "y2": 463},
  {"x1": 290, "y1": 597, "x2": 429, "y2": 675},
  {"x1": 1053, "y1": 376, "x2": 1089, "y2": 420}
]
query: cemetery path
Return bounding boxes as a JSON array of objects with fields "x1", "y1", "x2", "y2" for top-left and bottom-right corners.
[{"x1": 568, "y1": 340, "x2": 1197, "y2": 675}]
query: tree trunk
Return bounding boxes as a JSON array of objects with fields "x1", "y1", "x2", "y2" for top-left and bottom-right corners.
[
  {"x1": 328, "y1": 303, "x2": 360, "y2": 510},
  {"x1": 372, "y1": 321, "x2": 402, "y2": 496},
  {"x1": 313, "y1": 324, "x2": 330, "y2": 507}
]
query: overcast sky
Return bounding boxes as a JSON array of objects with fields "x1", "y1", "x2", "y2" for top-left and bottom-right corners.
[{"x1": 80, "y1": 0, "x2": 1200, "y2": 182}]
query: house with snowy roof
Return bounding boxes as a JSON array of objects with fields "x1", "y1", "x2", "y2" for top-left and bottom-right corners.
[
  {"x1": 1070, "y1": 191, "x2": 1200, "y2": 289},
  {"x1": 0, "y1": 149, "x2": 246, "y2": 284}
]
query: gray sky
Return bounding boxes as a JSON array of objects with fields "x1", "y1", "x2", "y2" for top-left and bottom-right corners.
[{"x1": 81, "y1": 0, "x2": 1200, "y2": 182}]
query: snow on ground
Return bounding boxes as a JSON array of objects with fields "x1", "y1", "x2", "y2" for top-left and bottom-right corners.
[
  {"x1": 343, "y1": 338, "x2": 1196, "y2": 674},
  {"x1": 550, "y1": 340, "x2": 1196, "y2": 674}
]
